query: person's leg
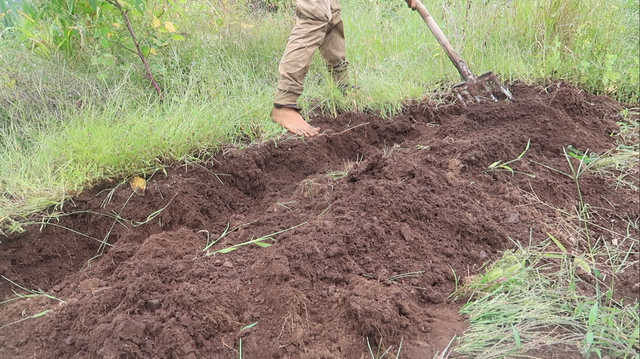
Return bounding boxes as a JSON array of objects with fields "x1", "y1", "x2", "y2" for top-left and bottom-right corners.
[
  {"x1": 273, "y1": 0, "x2": 332, "y2": 137},
  {"x1": 275, "y1": 18, "x2": 327, "y2": 102},
  {"x1": 319, "y1": 0, "x2": 348, "y2": 87}
]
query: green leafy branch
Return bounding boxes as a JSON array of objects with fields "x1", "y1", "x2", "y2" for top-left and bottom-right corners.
[
  {"x1": 106, "y1": 0, "x2": 163, "y2": 99},
  {"x1": 7, "y1": 0, "x2": 184, "y2": 98}
]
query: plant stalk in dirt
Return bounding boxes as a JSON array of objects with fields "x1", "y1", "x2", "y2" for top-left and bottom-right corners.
[
  {"x1": 0, "y1": 275, "x2": 65, "y2": 330},
  {"x1": 532, "y1": 146, "x2": 597, "y2": 254},
  {"x1": 205, "y1": 222, "x2": 307, "y2": 255},
  {"x1": 366, "y1": 336, "x2": 403, "y2": 359},
  {"x1": 486, "y1": 139, "x2": 535, "y2": 178}
]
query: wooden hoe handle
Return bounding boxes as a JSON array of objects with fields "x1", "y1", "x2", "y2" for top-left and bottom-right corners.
[{"x1": 413, "y1": 0, "x2": 475, "y2": 81}]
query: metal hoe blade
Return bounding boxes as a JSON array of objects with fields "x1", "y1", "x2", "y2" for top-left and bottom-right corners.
[
  {"x1": 413, "y1": 0, "x2": 514, "y2": 107},
  {"x1": 452, "y1": 71, "x2": 514, "y2": 107}
]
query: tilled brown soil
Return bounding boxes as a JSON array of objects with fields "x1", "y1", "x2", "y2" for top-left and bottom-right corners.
[{"x1": 0, "y1": 82, "x2": 638, "y2": 359}]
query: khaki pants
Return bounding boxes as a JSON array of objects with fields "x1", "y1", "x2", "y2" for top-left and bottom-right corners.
[{"x1": 274, "y1": 0, "x2": 348, "y2": 108}]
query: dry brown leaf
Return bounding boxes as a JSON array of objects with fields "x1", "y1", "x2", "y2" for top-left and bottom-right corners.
[{"x1": 130, "y1": 176, "x2": 146, "y2": 196}]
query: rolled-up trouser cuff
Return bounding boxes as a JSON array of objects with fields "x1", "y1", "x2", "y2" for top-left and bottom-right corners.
[
  {"x1": 329, "y1": 61, "x2": 349, "y2": 86},
  {"x1": 274, "y1": 89, "x2": 300, "y2": 109},
  {"x1": 274, "y1": 104, "x2": 302, "y2": 112}
]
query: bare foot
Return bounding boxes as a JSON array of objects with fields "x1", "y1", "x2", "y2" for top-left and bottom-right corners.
[{"x1": 271, "y1": 107, "x2": 320, "y2": 137}]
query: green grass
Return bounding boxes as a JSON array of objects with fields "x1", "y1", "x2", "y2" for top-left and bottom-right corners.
[
  {"x1": 589, "y1": 109, "x2": 640, "y2": 191},
  {"x1": 454, "y1": 237, "x2": 639, "y2": 359}
]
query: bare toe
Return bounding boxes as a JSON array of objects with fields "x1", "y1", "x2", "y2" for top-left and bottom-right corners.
[{"x1": 272, "y1": 107, "x2": 320, "y2": 137}]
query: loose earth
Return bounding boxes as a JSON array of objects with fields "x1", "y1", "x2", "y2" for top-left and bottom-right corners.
[{"x1": 0, "y1": 82, "x2": 638, "y2": 358}]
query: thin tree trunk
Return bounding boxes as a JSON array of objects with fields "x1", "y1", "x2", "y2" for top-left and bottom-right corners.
[{"x1": 108, "y1": 0, "x2": 164, "y2": 100}]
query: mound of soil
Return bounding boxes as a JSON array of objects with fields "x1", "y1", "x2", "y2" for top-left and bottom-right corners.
[{"x1": 0, "y1": 82, "x2": 638, "y2": 359}]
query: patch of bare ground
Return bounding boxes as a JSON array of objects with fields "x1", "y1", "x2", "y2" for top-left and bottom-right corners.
[{"x1": 0, "y1": 82, "x2": 637, "y2": 358}]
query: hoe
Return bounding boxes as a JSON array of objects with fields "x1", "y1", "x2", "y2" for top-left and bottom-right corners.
[{"x1": 413, "y1": 0, "x2": 514, "y2": 106}]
